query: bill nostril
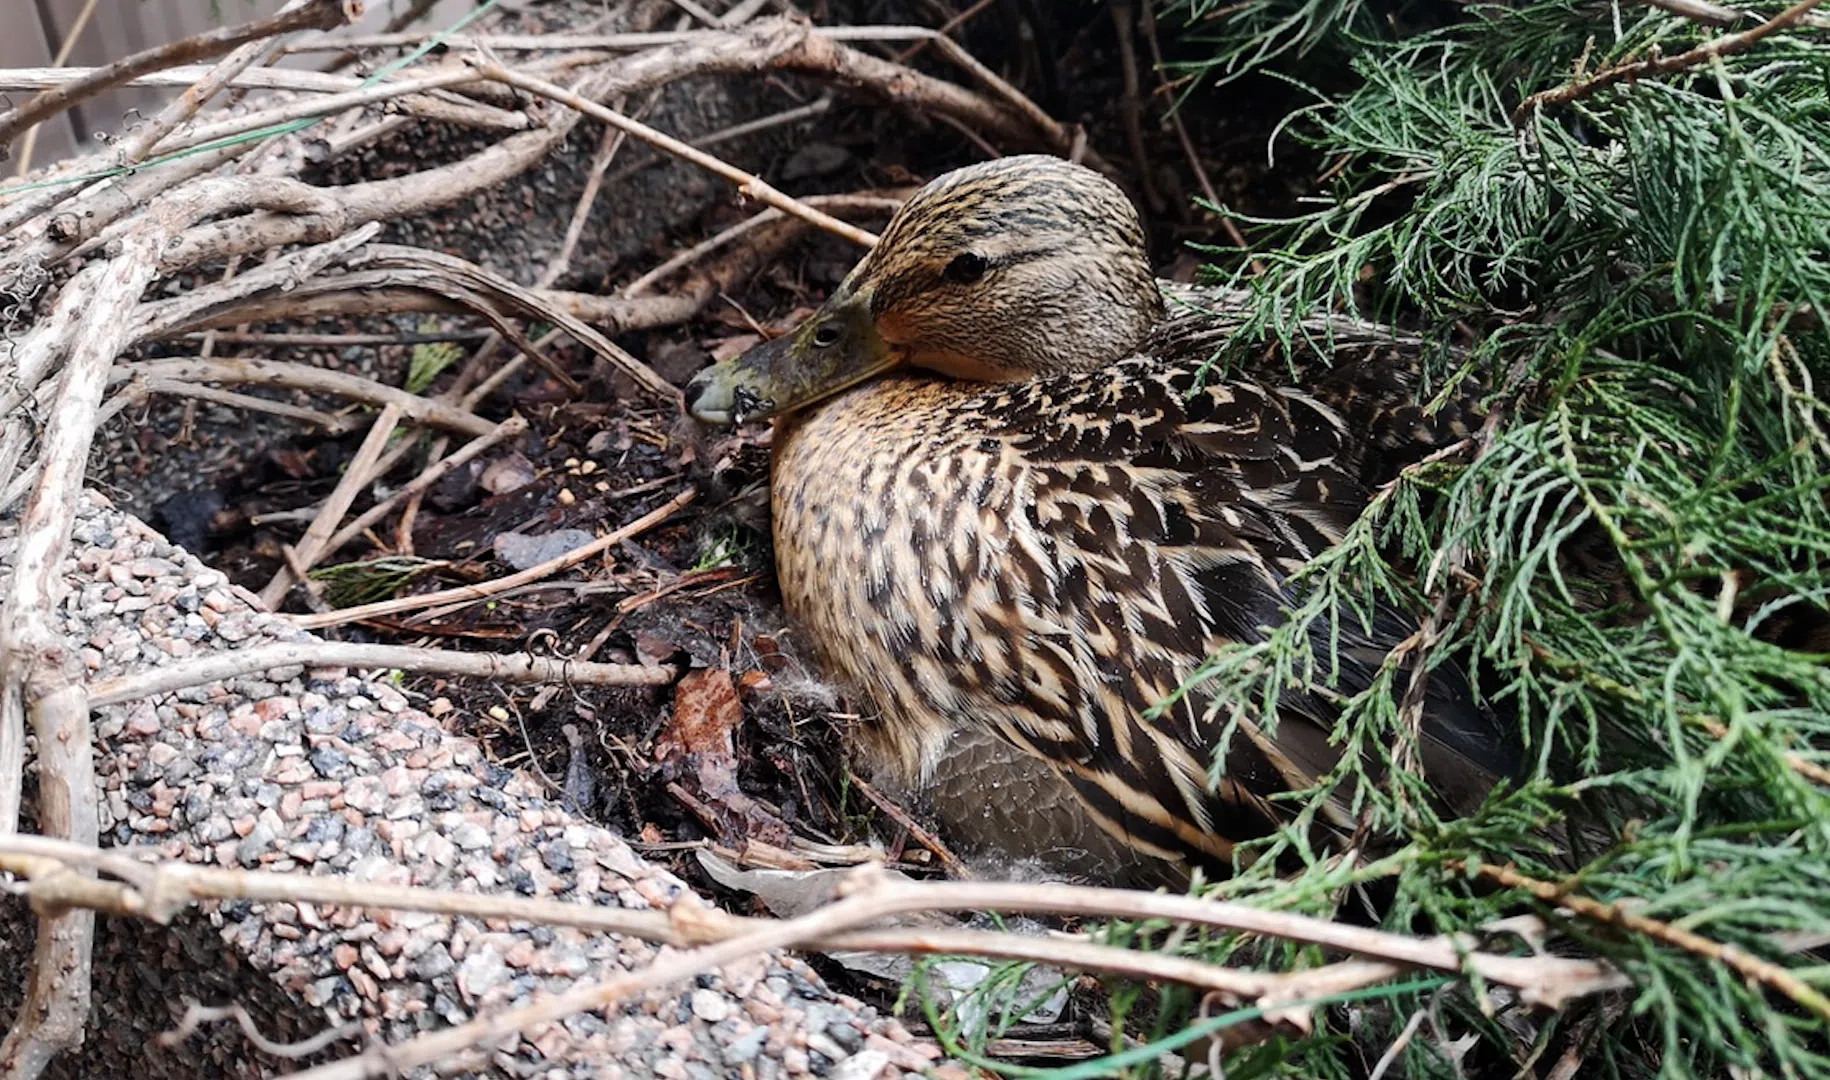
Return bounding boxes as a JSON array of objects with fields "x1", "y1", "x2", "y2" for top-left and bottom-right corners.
[{"x1": 683, "y1": 368, "x2": 738, "y2": 423}]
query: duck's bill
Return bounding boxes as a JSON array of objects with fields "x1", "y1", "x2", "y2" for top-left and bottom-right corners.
[{"x1": 684, "y1": 292, "x2": 896, "y2": 426}]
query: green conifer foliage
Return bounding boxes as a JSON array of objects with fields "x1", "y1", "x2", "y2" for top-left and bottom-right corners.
[{"x1": 1130, "y1": 1, "x2": 1830, "y2": 1074}]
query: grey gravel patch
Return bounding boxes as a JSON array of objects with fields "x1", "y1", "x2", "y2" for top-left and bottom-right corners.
[{"x1": 0, "y1": 491, "x2": 939, "y2": 1079}]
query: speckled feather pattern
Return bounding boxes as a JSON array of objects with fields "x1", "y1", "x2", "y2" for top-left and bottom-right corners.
[
  {"x1": 771, "y1": 344, "x2": 1452, "y2": 867},
  {"x1": 699, "y1": 155, "x2": 1515, "y2": 876}
]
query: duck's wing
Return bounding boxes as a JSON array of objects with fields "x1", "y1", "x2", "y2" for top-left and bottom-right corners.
[
  {"x1": 1153, "y1": 287, "x2": 1492, "y2": 481},
  {"x1": 971, "y1": 358, "x2": 1515, "y2": 869}
]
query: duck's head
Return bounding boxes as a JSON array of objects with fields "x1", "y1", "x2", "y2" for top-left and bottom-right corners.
[{"x1": 685, "y1": 155, "x2": 1163, "y2": 425}]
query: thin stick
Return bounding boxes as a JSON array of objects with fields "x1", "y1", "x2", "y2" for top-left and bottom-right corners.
[
  {"x1": 175, "y1": 330, "x2": 492, "y2": 347},
  {"x1": 605, "y1": 95, "x2": 832, "y2": 188},
  {"x1": 1139, "y1": 0, "x2": 1262, "y2": 269},
  {"x1": 893, "y1": 0, "x2": 1002, "y2": 62},
  {"x1": 315, "y1": 415, "x2": 528, "y2": 567},
  {"x1": 292, "y1": 488, "x2": 697, "y2": 630},
  {"x1": 346, "y1": 244, "x2": 667, "y2": 398},
  {"x1": 142, "y1": 21, "x2": 1050, "y2": 274},
  {"x1": 278, "y1": 26, "x2": 940, "y2": 54},
  {"x1": 140, "y1": 278, "x2": 702, "y2": 341},
  {"x1": 717, "y1": 0, "x2": 776, "y2": 27},
  {"x1": 0, "y1": 226, "x2": 164, "y2": 1080},
  {"x1": 0, "y1": 835, "x2": 1412, "y2": 1017},
  {"x1": 112, "y1": 358, "x2": 493, "y2": 437},
  {"x1": 1514, "y1": 0, "x2": 1828, "y2": 123},
  {"x1": 0, "y1": 64, "x2": 489, "y2": 99},
  {"x1": 843, "y1": 767, "x2": 967, "y2": 879},
  {"x1": 0, "y1": 833, "x2": 1636, "y2": 1004},
  {"x1": 260, "y1": 403, "x2": 406, "y2": 608},
  {"x1": 1109, "y1": 3, "x2": 1167, "y2": 214},
  {"x1": 115, "y1": 0, "x2": 319, "y2": 165},
  {"x1": 470, "y1": 62, "x2": 881, "y2": 248},
  {"x1": 623, "y1": 193, "x2": 903, "y2": 295},
  {"x1": 111, "y1": 377, "x2": 357, "y2": 433},
  {"x1": 664, "y1": 0, "x2": 725, "y2": 26},
  {"x1": 1466, "y1": 861, "x2": 1830, "y2": 1023},
  {"x1": 87, "y1": 641, "x2": 677, "y2": 710},
  {"x1": 277, "y1": 867, "x2": 1623, "y2": 1079},
  {"x1": 928, "y1": 35, "x2": 1086, "y2": 162},
  {"x1": 537, "y1": 93, "x2": 640, "y2": 289},
  {"x1": 158, "y1": 1004, "x2": 360, "y2": 1061},
  {"x1": 0, "y1": 0, "x2": 359, "y2": 152},
  {"x1": 1643, "y1": 0, "x2": 1830, "y2": 26},
  {"x1": 152, "y1": 70, "x2": 516, "y2": 159},
  {"x1": 1693, "y1": 712, "x2": 1830, "y2": 787}
]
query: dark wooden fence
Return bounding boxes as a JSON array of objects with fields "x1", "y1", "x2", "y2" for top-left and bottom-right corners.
[{"x1": 4, "y1": 1, "x2": 466, "y2": 167}]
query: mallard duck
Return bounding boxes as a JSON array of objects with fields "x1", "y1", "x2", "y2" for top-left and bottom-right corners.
[{"x1": 685, "y1": 155, "x2": 1519, "y2": 882}]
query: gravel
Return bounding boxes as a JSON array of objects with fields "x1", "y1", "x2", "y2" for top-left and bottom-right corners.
[{"x1": 0, "y1": 492, "x2": 950, "y2": 1079}]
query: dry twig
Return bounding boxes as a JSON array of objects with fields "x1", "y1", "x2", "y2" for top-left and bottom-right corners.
[
  {"x1": 0, "y1": 834, "x2": 1398, "y2": 1015},
  {"x1": 623, "y1": 193, "x2": 904, "y2": 296},
  {"x1": 86, "y1": 641, "x2": 676, "y2": 710},
  {"x1": 843, "y1": 767, "x2": 967, "y2": 879},
  {"x1": 1515, "y1": 0, "x2": 1828, "y2": 122},
  {"x1": 0, "y1": 0, "x2": 361, "y2": 154},
  {"x1": 0, "y1": 218, "x2": 166, "y2": 1080},
  {"x1": 0, "y1": 837, "x2": 1626, "y2": 1079},
  {"x1": 1643, "y1": 0, "x2": 1830, "y2": 28},
  {"x1": 314, "y1": 415, "x2": 529, "y2": 567},
  {"x1": 471, "y1": 62, "x2": 881, "y2": 248},
  {"x1": 110, "y1": 358, "x2": 493, "y2": 437},
  {"x1": 103, "y1": 378, "x2": 357, "y2": 435},
  {"x1": 292, "y1": 488, "x2": 697, "y2": 630},
  {"x1": 114, "y1": 0, "x2": 334, "y2": 166},
  {"x1": 281, "y1": 870, "x2": 1624, "y2": 1079},
  {"x1": 1465, "y1": 861, "x2": 1830, "y2": 1023},
  {"x1": 158, "y1": 1003, "x2": 360, "y2": 1061},
  {"x1": 260, "y1": 403, "x2": 406, "y2": 607}
]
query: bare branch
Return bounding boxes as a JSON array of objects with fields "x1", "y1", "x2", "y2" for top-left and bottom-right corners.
[
  {"x1": 116, "y1": 0, "x2": 335, "y2": 165},
  {"x1": 471, "y1": 62, "x2": 882, "y2": 249},
  {"x1": 315, "y1": 415, "x2": 528, "y2": 568},
  {"x1": 0, "y1": 0, "x2": 362, "y2": 155},
  {"x1": 1642, "y1": 0, "x2": 1830, "y2": 28},
  {"x1": 0, "y1": 223, "x2": 165, "y2": 1080},
  {"x1": 622, "y1": 193, "x2": 904, "y2": 296},
  {"x1": 1516, "y1": 0, "x2": 1828, "y2": 123},
  {"x1": 345, "y1": 245, "x2": 673, "y2": 398},
  {"x1": 86, "y1": 641, "x2": 677, "y2": 710},
  {"x1": 0, "y1": 833, "x2": 1633, "y2": 1080},
  {"x1": 137, "y1": 277, "x2": 703, "y2": 340},
  {"x1": 111, "y1": 358, "x2": 494, "y2": 437},
  {"x1": 1467, "y1": 861, "x2": 1830, "y2": 1023},
  {"x1": 154, "y1": 20, "x2": 822, "y2": 273},
  {"x1": 158, "y1": 1003, "x2": 360, "y2": 1061},
  {"x1": 106, "y1": 377, "x2": 357, "y2": 434},
  {"x1": 151, "y1": 70, "x2": 529, "y2": 161},
  {"x1": 292, "y1": 488, "x2": 698, "y2": 630},
  {"x1": 276, "y1": 26, "x2": 939, "y2": 54},
  {"x1": 260, "y1": 403, "x2": 406, "y2": 607},
  {"x1": 279, "y1": 869, "x2": 1624, "y2": 1080}
]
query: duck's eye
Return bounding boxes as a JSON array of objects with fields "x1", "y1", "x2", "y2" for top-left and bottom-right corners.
[
  {"x1": 944, "y1": 252, "x2": 989, "y2": 285},
  {"x1": 811, "y1": 323, "x2": 841, "y2": 348}
]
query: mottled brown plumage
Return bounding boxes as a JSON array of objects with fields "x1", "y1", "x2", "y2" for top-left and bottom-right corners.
[{"x1": 686, "y1": 155, "x2": 1517, "y2": 881}]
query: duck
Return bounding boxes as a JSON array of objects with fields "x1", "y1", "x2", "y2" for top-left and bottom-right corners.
[{"x1": 684, "y1": 154, "x2": 1520, "y2": 883}]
